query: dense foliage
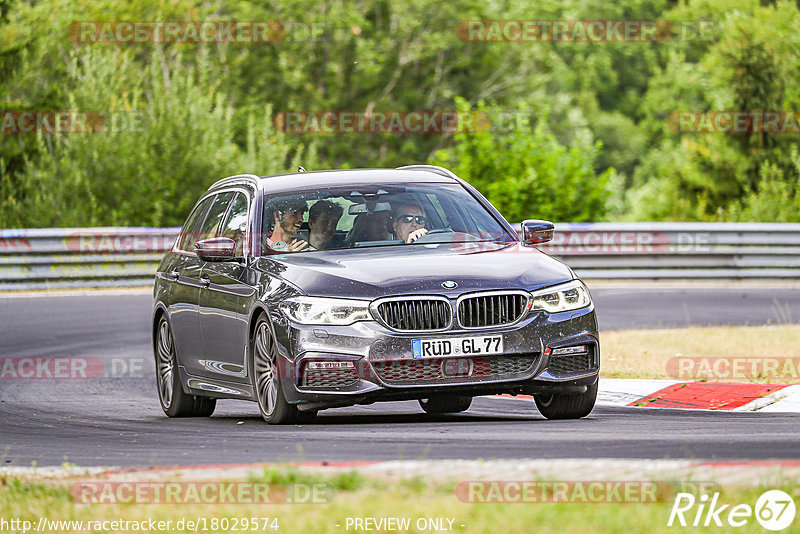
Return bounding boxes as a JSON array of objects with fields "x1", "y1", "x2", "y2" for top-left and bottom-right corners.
[{"x1": 1, "y1": 0, "x2": 799, "y2": 227}]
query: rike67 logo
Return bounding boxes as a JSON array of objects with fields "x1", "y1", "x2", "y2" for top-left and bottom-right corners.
[{"x1": 668, "y1": 490, "x2": 796, "y2": 531}]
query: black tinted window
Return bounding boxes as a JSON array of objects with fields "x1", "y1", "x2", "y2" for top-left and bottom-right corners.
[{"x1": 259, "y1": 183, "x2": 514, "y2": 254}]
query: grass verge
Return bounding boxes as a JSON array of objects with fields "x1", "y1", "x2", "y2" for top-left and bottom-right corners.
[
  {"x1": 601, "y1": 324, "x2": 800, "y2": 382},
  {"x1": 2, "y1": 469, "x2": 798, "y2": 534}
]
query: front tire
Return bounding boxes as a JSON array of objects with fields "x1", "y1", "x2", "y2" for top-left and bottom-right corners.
[
  {"x1": 534, "y1": 381, "x2": 597, "y2": 420},
  {"x1": 419, "y1": 396, "x2": 472, "y2": 414},
  {"x1": 155, "y1": 316, "x2": 216, "y2": 417},
  {"x1": 251, "y1": 314, "x2": 305, "y2": 424}
]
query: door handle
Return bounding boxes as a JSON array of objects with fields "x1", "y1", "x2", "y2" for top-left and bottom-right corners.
[
  {"x1": 200, "y1": 275, "x2": 210, "y2": 288},
  {"x1": 168, "y1": 270, "x2": 180, "y2": 281}
]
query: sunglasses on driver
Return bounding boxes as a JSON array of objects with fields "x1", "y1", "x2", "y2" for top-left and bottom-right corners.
[{"x1": 397, "y1": 214, "x2": 426, "y2": 225}]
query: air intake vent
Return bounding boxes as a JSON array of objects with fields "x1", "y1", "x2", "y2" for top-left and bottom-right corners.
[
  {"x1": 376, "y1": 298, "x2": 452, "y2": 331},
  {"x1": 373, "y1": 353, "x2": 540, "y2": 385},
  {"x1": 301, "y1": 367, "x2": 359, "y2": 388},
  {"x1": 458, "y1": 292, "x2": 529, "y2": 328},
  {"x1": 548, "y1": 352, "x2": 596, "y2": 376}
]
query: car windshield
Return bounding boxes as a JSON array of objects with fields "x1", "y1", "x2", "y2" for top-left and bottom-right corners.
[{"x1": 258, "y1": 183, "x2": 516, "y2": 254}]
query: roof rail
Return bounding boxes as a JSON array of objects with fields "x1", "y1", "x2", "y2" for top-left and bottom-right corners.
[
  {"x1": 207, "y1": 173, "x2": 261, "y2": 191},
  {"x1": 396, "y1": 165, "x2": 458, "y2": 180}
]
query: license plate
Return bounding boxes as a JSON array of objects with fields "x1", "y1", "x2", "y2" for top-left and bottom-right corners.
[{"x1": 411, "y1": 335, "x2": 503, "y2": 359}]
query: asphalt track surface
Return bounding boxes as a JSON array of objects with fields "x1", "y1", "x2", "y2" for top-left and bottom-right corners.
[{"x1": 1, "y1": 286, "x2": 799, "y2": 467}]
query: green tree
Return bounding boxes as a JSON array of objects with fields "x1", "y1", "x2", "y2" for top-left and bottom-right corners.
[
  {"x1": 432, "y1": 99, "x2": 614, "y2": 222},
  {"x1": 0, "y1": 47, "x2": 315, "y2": 227},
  {"x1": 624, "y1": 0, "x2": 800, "y2": 221}
]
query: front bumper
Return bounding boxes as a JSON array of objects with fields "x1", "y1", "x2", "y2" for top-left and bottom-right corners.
[{"x1": 275, "y1": 305, "x2": 599, "y2": 410}]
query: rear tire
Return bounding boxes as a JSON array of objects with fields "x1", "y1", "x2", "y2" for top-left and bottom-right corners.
[
  {"x1": 419, "y1": 396, "x2": 472, "y2": 414},
  {"x1": 534, "y1": 381, "x2": 597, "y2": 420},
  {"x1": 155, "y1": 316, "x2": 216, "y2": 417},
  {"x1": 251, "y1": 314, "x2": 304, "y2": 424}
]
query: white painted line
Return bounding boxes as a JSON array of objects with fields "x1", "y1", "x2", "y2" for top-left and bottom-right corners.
[
  {"x1": 738, "y1": 384, "x2": 800, "y2": 413},
  {"x1": 596, "y1": 378, "x2": 682, "y2": 406}
]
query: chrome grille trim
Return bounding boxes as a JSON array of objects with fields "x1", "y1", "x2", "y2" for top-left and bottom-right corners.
[
  {"x1": 371, "y1": 296, "x2": 453, "y2": 332},
  {"x1": 456, "y1": 290, "x2": 531, "y2": 329}
]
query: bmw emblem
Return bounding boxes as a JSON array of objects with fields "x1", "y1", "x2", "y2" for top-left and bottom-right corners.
[{"x1": 442, "y1": 280, "x2": 458, "y2": 289}]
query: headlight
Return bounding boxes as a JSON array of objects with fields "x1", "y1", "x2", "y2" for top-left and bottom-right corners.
[
  {"x1": 530, "y1": 280, "x2": 592, "y2": 313},
  {"x1": 279, "y1": 296, "x2": 372, "y2": 325}
]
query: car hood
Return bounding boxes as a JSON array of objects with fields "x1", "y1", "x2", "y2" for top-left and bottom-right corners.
[{"x1": 255, "y1": 242, "x2": 573, "y2": 299}]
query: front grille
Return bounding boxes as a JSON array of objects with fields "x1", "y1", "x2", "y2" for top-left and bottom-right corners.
[
  {"x1": 376, "y1": 298, "x2": 451, "y2": 331},
  {"x1": 548, "y1": 353, "x2": 595, "y2": 376},
  {"x1": 458, "y1": 292, "x2": 529, "y2": 328},
  {"x1": 301, "y1": 367, "x2": 359, "y2": 389},
  {"x1": 373, "y1": 353, "x2": 539, "y2": 385}
]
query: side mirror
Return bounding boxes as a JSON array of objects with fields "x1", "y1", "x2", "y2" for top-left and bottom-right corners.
[
  {"x1": 195, "y1": 237, "x2": 237, "y2": 262},
  {"x1": 521, "y1": 220, "x2": 555, "y2": 245}
]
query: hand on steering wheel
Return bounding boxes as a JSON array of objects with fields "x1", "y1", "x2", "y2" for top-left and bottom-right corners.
[{"x1": 406, "y1": 228, "x2": 429, "y2": 243}]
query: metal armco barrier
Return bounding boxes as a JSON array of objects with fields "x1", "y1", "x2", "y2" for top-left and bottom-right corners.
[
  {"x1": 1, "y1": 223, "x2": 799, "y2": 290},
  {"x1": 0, "y1": 227, "x2": 179, "y2": 290},
  {"x1": 534, "y1": 222, "x2": 800, "y2": 280}
]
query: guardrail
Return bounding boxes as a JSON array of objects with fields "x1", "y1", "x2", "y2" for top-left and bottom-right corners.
[
  {"x1": 0, "y1": 227, "x2": 179, "y2": 291},
  {"x1": 1, "y1": 223, "x2": 799, "y2": 290}
]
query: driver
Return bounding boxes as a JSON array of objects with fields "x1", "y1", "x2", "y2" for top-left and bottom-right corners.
[
  {"x1": 265, "y1": 197, "x2": 309, "y2": 252},
  {"x1": 391, "y1": 201, "x2": 428, "y2": 244}
]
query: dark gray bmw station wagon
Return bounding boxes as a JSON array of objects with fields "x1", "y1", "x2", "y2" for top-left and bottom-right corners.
[{"x1": 152, "y1": 165, "x2": 599, "y2": 424}]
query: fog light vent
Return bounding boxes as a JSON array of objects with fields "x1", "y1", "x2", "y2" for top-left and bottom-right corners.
[
  {"x1": 301, "y1": 360, "x2": 358, "y2": 388},
  {"x1": 548, "y1": 345, "x2": 595, "y2": 376}
]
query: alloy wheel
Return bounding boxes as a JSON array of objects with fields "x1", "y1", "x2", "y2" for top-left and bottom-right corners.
[
  {"x1": 254, "y1": 322, "x2": 278, "y2": 416},
  {"x1": 156, "y1": 319, "x2": 175, "y2": 408}
]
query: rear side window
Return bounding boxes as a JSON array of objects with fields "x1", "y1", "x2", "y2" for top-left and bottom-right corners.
[
  {"x1": 177, "y1": 197, "x2": 213, "y2": 252},
  {"x1": 196, "y1": 192, "x2": 235, "y2": 243}
]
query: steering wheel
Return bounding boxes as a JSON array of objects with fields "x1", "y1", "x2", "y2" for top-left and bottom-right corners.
[{"x1": 413, "y1": 228, "x2": 455, "y2": 243}]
